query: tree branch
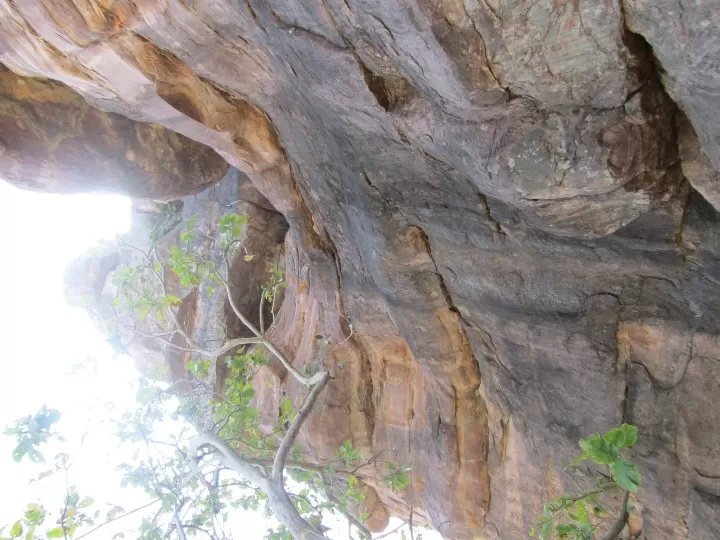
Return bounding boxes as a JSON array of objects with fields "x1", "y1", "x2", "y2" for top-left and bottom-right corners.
[
  {"x1": 173, "y1": 511, "x2": 188, "y2": 540},
  {"x1": 318, "y1": 471, "x2": 372, "y2": 540},
  {"x1": 74, "y1": 499, "x2": 162, "y2": 540},
  {"x1": 246, "y1": 458, "x2": 325, "y2": 474},
  {"x1": 211, "y1": 337, "x2": 264, "y2": 359},
  {"x1": 116, "y1": 236, "x2": 210, "y2": 356},
  {"x1": 271, "y1": 373, "x2": 330, "y2": 483},
  {"x1": 259, "y1": 289, "x2": 266, "y2": 335},
  {"x1": 409, "y1": 507, "x2": 414, "y2": 540},
  {"x1": 372, "y1": 522, "x2": 406, "y2": 540},
  {"x1": 217, "y1": 253, "x2": 324, "y2": 387},
  {"x1": 185, "y1": 432, "x2": 269, "y2": 493},
  {"x1": 600, "y1": 492, "x2": 629, "y2": 540}
]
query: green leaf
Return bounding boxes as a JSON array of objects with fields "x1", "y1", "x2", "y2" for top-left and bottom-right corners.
[
  {"x1": 579, "y1": 523, "x2": 593, "y2": 538},
  {"x1": 556, "y1": 523, "x2": 578, "y2": 535},
  {"x1": 539, "y1": 520, "x2": 553, "y2": 539},
  {"x1": 604, "y1": 424, "x2": 638, "y2": 449},
  {"x1": 9, "y1": 522, "x2": 22, "y2": 538},
  {"x1": 153, "y1": 366, "x2": 169, "y2": 379},
  {"x1": 36, "y1": 470, "x2": 54, "y2": 481},
  {"x1": 25, "y1": 504, "x2": 44, "y2": 524},
  {"x1": 610, "y1": 457, "x2": 641, "y2": 493},
  {"x1": 79, "y1": 496, "x2": 95, "y2": 509},
  {"x1": 573, "y1": 500, "x2": 590, "y2": 526},
  {"x1": 567, "y1": 451, "x2": 589, "y2": 468},
  {"x1": 46, "y1": 527, "x2": 64, "y2": 538},
  {"x1": 578, "y1": 434, "x2": 618, "y2": 465},
  {"x1": 12, "y1": 446, "x2": 26, "y2": 463}
]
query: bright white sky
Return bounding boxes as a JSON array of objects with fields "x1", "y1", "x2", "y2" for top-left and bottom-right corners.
[
  {"x1": 0, "y1": 181, "x2": 139, "y2": 532},
  {"x1": 0, "y1": 181, "x2": 435, "y2": 540}
]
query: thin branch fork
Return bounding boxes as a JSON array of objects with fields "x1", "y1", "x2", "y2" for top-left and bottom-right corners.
[
  {"x1": 115, "y1": 228, "x2": 348, "y2": 539},
  {"x1": 318, "y1": 471, "x2": 372, "y2": 540},
  {"x1": 129, "y1": 237, "x2": 324, "y2": 388},
  {"x1": 185, "y1": 373, "x2": 331, "y2": 540},
  {"x1": 218, "y1": 250, "x2": 325, "y2": 387}
]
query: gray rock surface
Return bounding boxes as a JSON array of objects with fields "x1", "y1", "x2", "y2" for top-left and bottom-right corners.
[{"x1": 4, "y1": 0, "x2": 720, "y2": 537}]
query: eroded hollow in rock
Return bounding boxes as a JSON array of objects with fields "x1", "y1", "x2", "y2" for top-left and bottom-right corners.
[
  {"x1": 218, "y1": 189, "x2": 289, "y2": 386},
  {"x1": 360, "y1": 64, "x2": 414, "y2": 112}
]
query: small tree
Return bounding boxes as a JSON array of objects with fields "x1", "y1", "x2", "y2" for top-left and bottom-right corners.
[
  {"x1": 3, "y1": 213, "x2": 412, "y2": 540},
  {"x1": 530, "y1": 424, "x2": 642, "y2": 540}
]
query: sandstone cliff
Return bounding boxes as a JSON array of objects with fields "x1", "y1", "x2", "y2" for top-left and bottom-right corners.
[{"x1": 3, "y1": 1, "x2": 720, "y2": 538}]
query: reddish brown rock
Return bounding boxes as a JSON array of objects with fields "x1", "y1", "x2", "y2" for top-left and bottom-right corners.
[
  {"x1": 678, "y1": 113, "x2": 720, "y2": 212},
  {"x1": 7, "y1": 0, "x2": 720, "y2": 538},
  {"x1": 0, "y1": 66, "x2": 227, "y2": 198}
]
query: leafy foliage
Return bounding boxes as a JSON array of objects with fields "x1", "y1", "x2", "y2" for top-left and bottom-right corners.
[
  {"x1": 4, "y1": 406, "x2": 61, "y2": 464},
  {"x1": 3, "y1": 213, "x2": 416, "y2": 540},
  {"x1": 337, "y1": 440, "x2": 361, "y2": 468},
  {"x1": 261, "y1": 263, "x2": 286, "y2": 324},
  {"x1": 219, "y1": 213, "x2": 247, "y2": 249},
  {"x1": 530, "y1": 424, "x2": 641, "y2": 540},
  {"x1": 384, "y1": 463, "x2": 411, "y2": 491}
]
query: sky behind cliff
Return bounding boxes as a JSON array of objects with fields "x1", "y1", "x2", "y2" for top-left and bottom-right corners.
[
  {"x1": 0, "y1": 181, "x2": 137, "y2": 533},
  {"x1": 0, "y1": 181, "x2": 431, "y2": 540},
  {"x1": 0, "y1": 182, "x2": 278, "y2": 538}
]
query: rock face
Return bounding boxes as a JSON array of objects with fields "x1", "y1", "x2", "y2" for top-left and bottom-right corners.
[
  {"x1": 0, "y1": 66, "x2": 228, "y2": 197},
  {"x1": 5, "y1": 1, "x2": 720, "y2": 538}
]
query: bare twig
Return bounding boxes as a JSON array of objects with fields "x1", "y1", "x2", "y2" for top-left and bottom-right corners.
[
  {"x1": 74, "y1": 499, "x2": 162, "y2": 540},
  {"x1": 409, "y1": 507, "x2": 415, "y2": 540},
  {"x1": 372, "y1": 522, "x2": 406, "y2": 540},
  {"x1": 259, "y1": 288, "x2": 266, "y2": 335},
  {"x1": 318, "y1": 471, "x2": 372, "y2": 540}
]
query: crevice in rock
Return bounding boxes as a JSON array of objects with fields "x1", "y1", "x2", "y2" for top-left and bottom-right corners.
[
  {"x1": 695, "y1": 468, "x2": 720, "y2": 481},
  {"x1": 359, "y1": 63, "x2": 414, "y2": 112},
  {"x1": 482, "y1": 330, "x2": 513, "y2": 378},
  {"x1": 615, "y1": 307, "x2": 632, "y2": 427},
  {"x1": 361, "y1": 168, "x2": 389, "y2": 203},
  {"x1": 224, "y1": 198, "x2": 290, "y2": 345},
  {"x1": 618, "y1": 3, "x2": 655, "y2": 88},
  {"x1": 675, "y1": 182, "x2": 693, "y2": 265},
  {"x1": 410, "y1": 224, "x2": 492, "y2": 523},
  {"x1": 244, "y1": 0, "x2": 260, "y2": 26},
  {"x1": 155, "y1": 82, "x2": 205, "y2": 124},
  {"x1": 268, "y1": 9, "x2": 347, "y2": 51},
  {"x1": 463, "y1": 4, "x2": 505, "y2": 91},
  {"x1": 416, "y1": 227, "x2": 457, "y2": 315},
  {"x1": 223, "y1": 198, "x2": 284, "y2": 216},
  {"x1": 365, "y1": 12, "x2": 397, "y2": 41},
  {"x1": 477, "y1": 193, "x2": 503, "y2": 234}
]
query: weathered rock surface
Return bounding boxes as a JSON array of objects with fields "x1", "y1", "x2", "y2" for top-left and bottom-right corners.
[
  {"x1": 5, "y1": 0, "x2": 720, "y2": 538},
  {"x1": 0, "y1": 65, "x2": 228, "y2": 197}
]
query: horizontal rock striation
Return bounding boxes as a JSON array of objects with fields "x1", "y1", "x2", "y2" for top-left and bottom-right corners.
[{"x1": 5, "y1": 0, "x2": 720, "y2": 537}]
